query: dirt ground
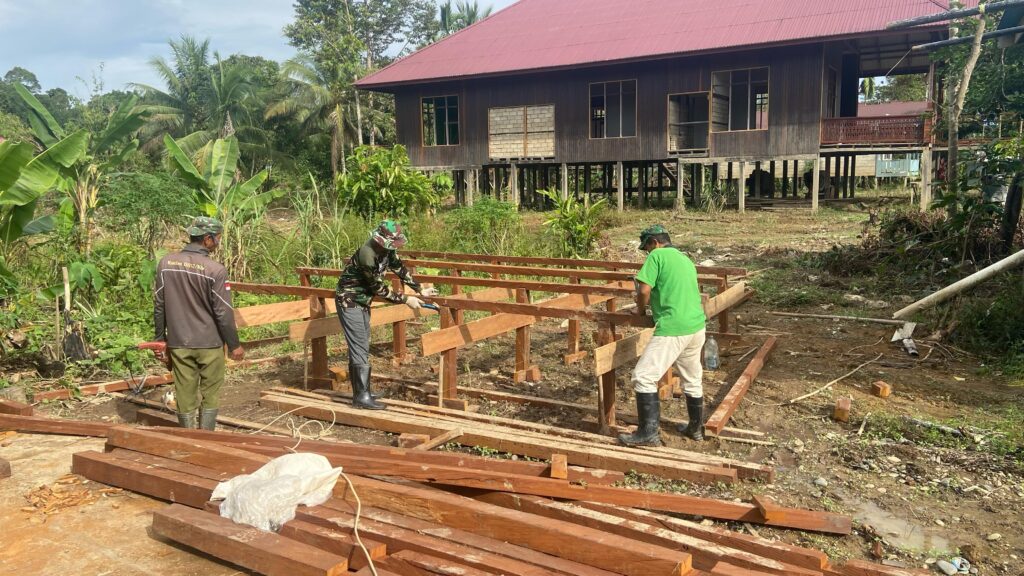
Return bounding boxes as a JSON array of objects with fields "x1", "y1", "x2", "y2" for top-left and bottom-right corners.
[{"x1": 6, "y1": 202, "x2": 1024, "y2": 575}]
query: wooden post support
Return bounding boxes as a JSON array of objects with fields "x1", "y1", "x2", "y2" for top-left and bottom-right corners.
[
  {"x1": 550, "y1": 454, "x2": 569, "y2": 480},
  {"x1": 811, "y1": 157, "x2": 821, "y2": 212},
  {"x1": 920, "y1": 147, "x2": 933, "y2": 209},
  {"x1": 616, "y1": 161, "x2": 624, "y2": 212},
  {"x1": 597, "y1": 299, "x2": 620, "y2": 435},
  {"x1": 833, "y1": 397, "x2": 852, "y2": 422},
  {"x1": 737, "y1": 161, "x2": 746, "y2": 213},
  {"x1": 391, "y1": 273, "x2": 408, "y2": 367},
  {"x1": 510, "y1": 162, "x2": 519, "y2": 208},
  {"x1": 450, "y1": 269, "x2": 465, "y2": 325},
  {"x1": 301, "y1": 272, "x2": 332, "y2": 390},
  {"x1": 514, "y1": 289, "x2": 540, "y2": 382},
  {"x1": 849, "y1": 155, "x2": 857, "y2": 198},
  {"x1": 657, "y1": 370, "x2": 675, "y2": 401},
  {"x1": 438, "y1": 307, "x2": 458, "y2": 403},
  {"x1": 871, "y1": 381, "x2": 892, "y2": 398},
  {"x1": 564, "y1": 277, "x2": 586, "y2": 365},
  {"x1": 752, "y1": 495, "x2": 786, "y2": 523}
]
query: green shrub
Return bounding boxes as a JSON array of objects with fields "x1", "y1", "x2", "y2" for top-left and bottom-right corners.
[
  {"x1": 337, "y1": 145, "x2": 442, "y2": 220},
  {"x1": 441, "y1": 198, "x2": 525, "y2": 255},
  {"x1": 540, "y1": 189, "x2": 606, "y2": 258},
  {"x1": 99, "y1": 172, "x2": 196, "y2": 257}
]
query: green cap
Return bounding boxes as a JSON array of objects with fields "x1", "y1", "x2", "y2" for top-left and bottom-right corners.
[
  {"x1": 639, "y1": 224, "x2": 669, "y2": 247},
  {"x1": 371, "y1": 220, "x2": 408, "y2": 250},
  {"x1": 187, "y1": 216, "x2": 224, "y2": 237}
]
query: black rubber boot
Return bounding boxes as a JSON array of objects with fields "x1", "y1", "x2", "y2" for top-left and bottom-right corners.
[
  {"x1": 676, "y1": 395, "x2": 705, "y2": 441},
  {"x1": 199, "y1": 408, "x2": 218, "y2": 431},
  {"x1": 176, "y1": 411, "x2": 197, "y2": 429},
  {"x1": 366, "y1": 365, "x2": 383, "y2": 400},
  {"x1": 351, "y1": 363, "x2": 386, "y2": 410},
  {"x1": 617, "y1": 392, "x2": 664, "y2": 447}
]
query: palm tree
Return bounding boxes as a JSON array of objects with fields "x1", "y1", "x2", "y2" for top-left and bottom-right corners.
[
  {"x1": 266, "y1": 55, "x2": 360, "y2": 181},
  {"x1": 436, "y1": 1, "x2": 493, "y2": 39},
  {"x1": 134, "y1": 36, "x2": 268, "y2": 162},
  {"x1": 860, "y1": 77, "x2": 877, "y2": 102}
]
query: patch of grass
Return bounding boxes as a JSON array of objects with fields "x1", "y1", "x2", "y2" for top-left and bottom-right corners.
[
  {"x1": 618, "y1": 470, "x2": 693, "y2": 494},
  {"x1": 865, "y1": 410, "x2": 1024, "y2": 469},
  {"x1": 750, "y1": 269, "x2": 843, "y2": 308}
]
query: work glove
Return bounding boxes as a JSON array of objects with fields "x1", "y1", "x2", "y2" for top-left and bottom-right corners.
[
  {"x1": 405, "y1": 296, "x2": 424, "y2": 310},
  {"x1": 420, "y1": 286, "x2": 439, "y2": 297}
]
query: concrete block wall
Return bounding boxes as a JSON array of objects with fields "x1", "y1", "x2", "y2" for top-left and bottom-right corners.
[{"x1": 488, "y1": 105, "x2": 555, "y2": 159}]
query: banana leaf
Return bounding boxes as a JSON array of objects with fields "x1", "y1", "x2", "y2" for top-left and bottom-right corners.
[
  {"x1": 1, "y1": 131, "x2": 88, "y2": 207},
  {"x1": 93, "y1": 94, "x2": 149, "y2": 155},
  {"x1": 14, "y1": 83, "x2": 64, "y2": 146},
  {"x1": 164, "y1": 134, "x2": 208, "y2": 191}
]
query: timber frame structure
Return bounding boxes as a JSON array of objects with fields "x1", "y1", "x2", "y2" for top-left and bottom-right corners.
[
  {"x1": 355, "y1": 0, "x2": 980, "y2": 213},
  {"x1": 229, "y1": 251, "x2": 751, "y2": 435}
]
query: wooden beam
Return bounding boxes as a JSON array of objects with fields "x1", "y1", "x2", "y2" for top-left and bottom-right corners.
[
  {"x1": 421, "y1": 287, "x2": 622, "y2": 356},
  {"x1": 414, "y1": 274, "x2": 636, "y2": 296},
  {"x1": 415, "y1": 428, "x2": 463, "y2": 451},
  {"x1": 152, "y1": 504, "x2": 348, "y2": 576},
  {"x1": 235, "y1": 299, "x2": 317, "y2": 327},
  {"x1": 277, "y1": 519, "x2": 385, "y2": 571},
  {"x1": 0, "y1": 399, "x2": 33, "y2": 416},
  {"x1": 105, "y1": 426, "x2": 271, "y2": 475},
  {"x1": 472, "y1": 493, "x2": 818, "y2": 575},
  {"x1": 232, "y1": 282, "x2": 334, "y2": 299},
  {"x1": 33, "y1": 372, "x2": 174, "y2": 401},
  {"x1": 427, "y1": 296, "x2": 653, "y2": 327},
  {"x1": 550, "y1": 453, "x2": 569, "y2": 479},
  {"x1": 296, "y1": 504, "x2": 608, "y2": 576},
  {"x1": 71, "y1": 450, "x2": 216, "y2": 508},
  {"x1": 0, "y1": 413, "x2": 113, "y2": 437},
  {"x1": 333, "y1": 475, "x2": 693, "y2": 576},
  {"x1": 704, "y1": 337, "x2": 778, "y2": 436},
  {"x1": 394, "y1": 252, "x2": 746, "y2": 277}
]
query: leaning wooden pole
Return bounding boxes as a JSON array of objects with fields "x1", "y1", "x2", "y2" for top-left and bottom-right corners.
[
  {"x1": 893, "y1": 250, "x2": 1024, "y2": 319},
  {"x1": 704, "y1": 337, "x2": 778, "y2": 436}
]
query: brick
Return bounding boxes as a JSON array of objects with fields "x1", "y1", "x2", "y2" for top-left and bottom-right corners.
[
  {"x1": 833, "y1": 397, "x2": 851, "y2": 422},
  {"x1": 871, "y1": 381, "x2": 891, "y2": 399}
]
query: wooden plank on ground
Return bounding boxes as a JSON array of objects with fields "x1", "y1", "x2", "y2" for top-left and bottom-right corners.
[
  {"x1": 143, "y1": 425, "x2": 625, "y2": 485},
  {"x1": 331, "y1": 476, "x2": 693, "y2": 576},
  {"x1": 550, "y1": 453, "x2": 568, "y2": 479},
  {"x1": 414, "y1": 428, "x2": 462, "y2": 450},
  {"x1": 704, "y1": 337, "x2": 778, "y2": 436},
  {"x1": 277, "y1": 519, "x2": 385, "y2": 570},
  {"x1": 33, "y1": 372, "x2": 174, "y2": 401},
  {"x1": 152, "y1": 504, "x2": 348, "y2": 576},
  {"x1": 105, "y1": 426, "x2": 271, "y2": 475},
  {"x1": 0, "y1": 414, "x2": 112, "y2": 437},
  {"x1": 0, "y1": 399, "x2": 33, "y2": 415},
  {"x1": 575, "y1": 502, "x2": 829, "y2": 571},
  {"x1": 107, "y1": 448, "x2": 236, "y2": 482},
  {"x1": 835, "y1": 560, "x2": 931, "y2": 576},
  {"x1": 135, "y1": 408, "x2": 180, "y2": 427},
  {"x1": 472, "y1": 492, "x2": 820, "y2": 575},
  {"x1": 71, "y1": 450, "x2": 216, "y2": 508},
  {"x1": 259, "y1": 393, "x2": 739, "y2": 485},
  {"x1": 388, "y1": 550, "x2": 495, "y2": 576},
  {"x1": 297, "y1": 504, "x2": 602, "y2": 576},
  {"x1": 0, "y1": 457, "x2": 10, "y2": 479}
]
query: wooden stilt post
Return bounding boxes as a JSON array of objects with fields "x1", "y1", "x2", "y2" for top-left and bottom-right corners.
[
  {"x1": 782, "y1": 161, "x2": 789, "y2": 197},
  {"x1": 390, "y1": 267, "x2": 412, "y2": 367},
  {"x1": 754, "y1": 161, "x2": 762, "y2": 198},
  {"x1": 793, "y1": 160, "x2": 801, "y2": 197},
  {"x1": 657, "y1": 161, "x2": 664, "y2": 204},
  {"x1": 675, "y1": 158, "x2": 685, "y2": 211},
  {"x1": 560, "y1": 163, "x2": 568, "y2": 200},
  {"x1": 921, "y1": 147, "x2": 933, "y2": 209},
  {"x1": 834, "y1": 155, "x2": 842, "y2": 199},
  {"x1": 616, "y1": 161, "x2": 624, "y2": 212},
  {"x1": 769, "y1": 161, "x2": 776, "y2": 197},
  {"x1": 564, "y1": 277, "x2": 585, "y2": 364},
  {"x1": 849, "y1": 155, "x2": 857, "y2": 198},
  {"x1": 638, "y1": 162, "x2": 647, "y2": 209},
  {"x1": 584, "y1": 163, "x2": 592, "y2": 208},
  {"x1": 300, "y1": 272, "x2": 331, "y2": 390},
  {"x1": 812, "y1": 156, "x2": 821, "y2": 212},
  {"x1": 510, "y1": 162, "x2": 519, "y2": 207},
  {"x1": 824, "y1": 156, "x2": 831, "y2": 198},
  {"x1": 737, "y1": 161, "x2": 746, "y2": 213}
]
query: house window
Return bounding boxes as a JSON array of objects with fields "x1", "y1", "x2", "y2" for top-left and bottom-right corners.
[
  {"x1": 590, "y1": 80, "x2": 636, "y2": 138},
  {"x1": 422, "y1": 95, "x2": 459, "y2": 146},
  {"x1": 668, "y1": 93, "x2": 710, "y2": 152},
  {"x1": 711, "y1": 67, "x2": 769, "y2": 132}
]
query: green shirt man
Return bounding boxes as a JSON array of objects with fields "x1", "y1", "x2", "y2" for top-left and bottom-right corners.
[{"x1": 619, "y1": 224, "x2": 709, "y2": 447}]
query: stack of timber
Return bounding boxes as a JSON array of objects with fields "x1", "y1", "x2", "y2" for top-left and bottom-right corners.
[
  {"x1": 0, "y1": 417, "x2": 918, "y2": 576},
  {"x1": 258, "y1": 386, "x2": 774, "y2": 485}
]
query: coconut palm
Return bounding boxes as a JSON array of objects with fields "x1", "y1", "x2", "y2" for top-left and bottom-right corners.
[
  {"x1": 435, "y1": 1, "x2": 493, "y2": 39},
  {"x1": 266, "y1": 55, "x2": 359, "y2": 181},
  {"x1": 860, "y1": 77, "x2": 877, "y2": 102}
]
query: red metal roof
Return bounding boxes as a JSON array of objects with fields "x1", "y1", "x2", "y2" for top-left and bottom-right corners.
[
  {"x1": 858, "y1": 101, "x2": 929, "y2": 117},
  {"x1": 358, "y1": 0, "x2": 959, "y2": 89}
]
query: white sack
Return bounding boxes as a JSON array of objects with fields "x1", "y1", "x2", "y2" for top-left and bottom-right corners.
[{"x1": 211, "y1": 452, "x2": 343, "y2": 531}]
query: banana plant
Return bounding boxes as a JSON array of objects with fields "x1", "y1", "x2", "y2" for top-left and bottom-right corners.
[
  {"x1": 164, "y1": 134, "x2": 278, "y2": 277},
  {"x1": 15, "y1": 84, "x2": 149, "y2": 257},
  {"x1": 0, "y1": 135, "x2": 89, "y2": 293}
]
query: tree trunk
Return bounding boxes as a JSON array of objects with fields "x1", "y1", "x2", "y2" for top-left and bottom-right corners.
[
  {"x1": 946, "y1": 11, "x2": 989, "y2": 209},
  {"x1": 353, "y1": 86, "x2": 364, "y2": 147}
]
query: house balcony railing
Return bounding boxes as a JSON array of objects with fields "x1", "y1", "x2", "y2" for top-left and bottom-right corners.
[{"x1": 821, "y1": 115, "x2": 928, "y2": 146}]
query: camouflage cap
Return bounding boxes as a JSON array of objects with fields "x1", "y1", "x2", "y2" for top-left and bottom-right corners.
[
  {"x1": 371, "y1": 220, "x2": 408, "y2": 250},
  {"x1": 639, "y1": 224, "x2": 669, "y2": 247},
  {"x1": 187, "y1": 216, "x2": 224, "y2": 237}
]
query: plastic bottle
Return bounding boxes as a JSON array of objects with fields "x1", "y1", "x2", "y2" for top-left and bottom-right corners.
[{"x1": 703, "y1": 334, "x2": 720, "y2": 370}]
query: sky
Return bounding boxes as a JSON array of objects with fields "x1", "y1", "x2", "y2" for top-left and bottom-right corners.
[{"x1": 0, "y1": 0, "x2": 518, "y2": 99}]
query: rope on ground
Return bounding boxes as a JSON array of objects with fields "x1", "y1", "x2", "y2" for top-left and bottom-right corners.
[
  {"x1": 339, "y1": 471, "x2": 378, "y2": 576},
  {"x1": 248, "y1": 404, "x2": 338, "y2": 452},
  {"x1": 785, "y1": 353, "x2": 883, "y2": 405}
]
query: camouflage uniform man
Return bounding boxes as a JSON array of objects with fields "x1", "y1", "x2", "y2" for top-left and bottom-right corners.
[
  {"x1": 336, "y1": 220, "x2": 436, "y2": 409},
  {"x1": 154, "y1": 217, "x2": 244, "y2": 430}
]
